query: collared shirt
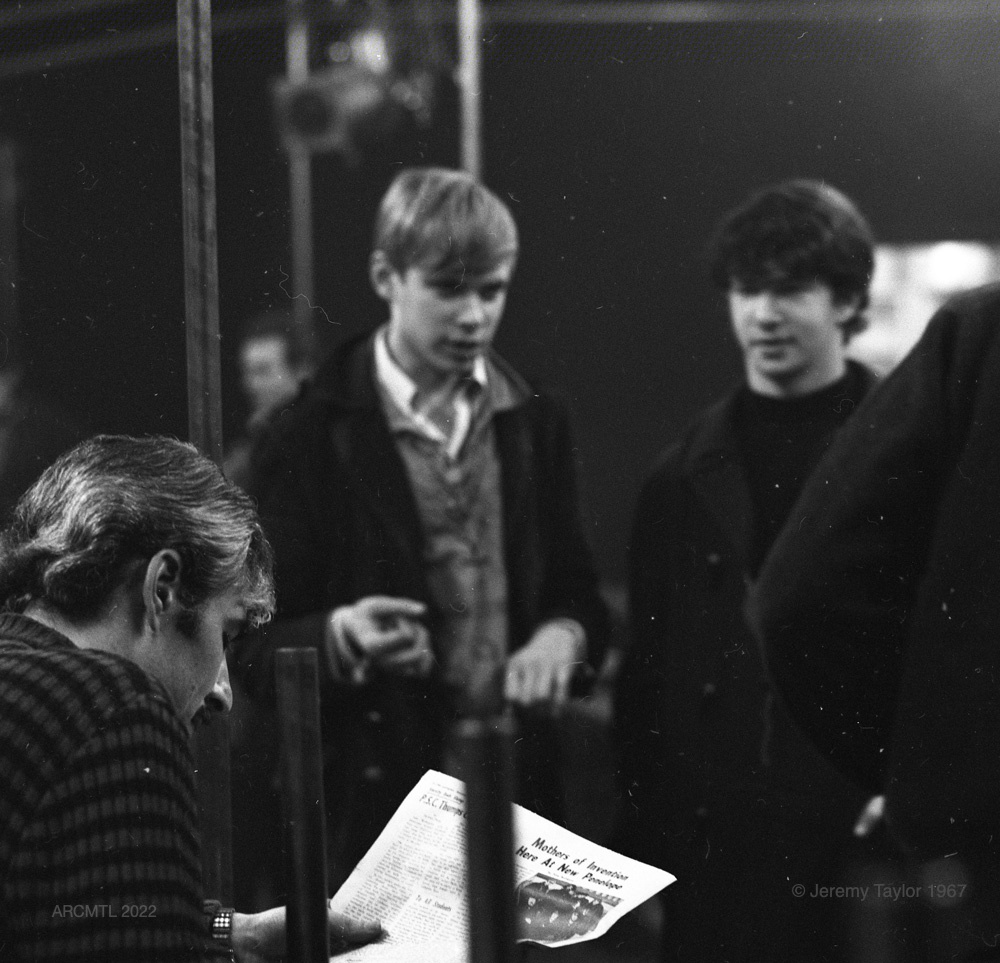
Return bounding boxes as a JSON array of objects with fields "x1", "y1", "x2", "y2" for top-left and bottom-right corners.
[
  {"x1": 374, "y1": 330, "x2": 488, "y2": 461},
  {"x1": 373, "y1": 328, "x2": 513, "y2": 706}
]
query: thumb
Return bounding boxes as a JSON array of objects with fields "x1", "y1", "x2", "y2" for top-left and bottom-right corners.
[
  {"x1": 365, "y1": 596, "x2": 427, "y2": 618},
  {"x1": 329, "y1": 910, "x2": 383, "y2": 945}
]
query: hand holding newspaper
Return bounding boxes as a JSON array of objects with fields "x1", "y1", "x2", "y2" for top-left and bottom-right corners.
[{"x1": 329, "y1": 770, "x2": 674, "y2": 963}]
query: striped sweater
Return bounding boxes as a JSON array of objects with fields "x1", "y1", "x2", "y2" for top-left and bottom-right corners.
[{"x1": 0, "y1": 612, "x2": 212, "y2": 961}]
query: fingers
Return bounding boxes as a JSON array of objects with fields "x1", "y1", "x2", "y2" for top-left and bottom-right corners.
[
  {"x1": 344, "y1": 598, "x2": 427, "y2": 656},
  {"x1": 504, "y1": 622, "x2": 582, "y2": 711},
  {"x1": 338, "y1": 596, "x2": 433, "y2": 679},
  {"x1": 550, "y1": 662, "x2": 575, "y2": 710},
  {"x1": 361, "y1": 617, "x2": 427, "y2": 659},
  {"x1": 853, "y1": 794, "x2": 886, "y2": 837},
  {"x1": 328, "y1": 908, "x2": 383, "y2": 947},
  {"x1": 357, "y1": 596, "x2": 427, "y2": 621},
  {"x1": 378, "y1": 624, "x2": 435, "y2": 677},
  {"x1": 504, "y1": 659, "x2": 574, "y2": 711}
]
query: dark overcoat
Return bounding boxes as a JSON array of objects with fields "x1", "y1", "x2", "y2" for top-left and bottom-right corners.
[
  {"x1": 749, "y1": 283, "x2": 1000, "y2": 957},
  {"x1": 235, "y1": 332, "x2": 608, "y2": 875},
  {"x1": 617, "y1": 373, "x2": 876, "y2": 962}
]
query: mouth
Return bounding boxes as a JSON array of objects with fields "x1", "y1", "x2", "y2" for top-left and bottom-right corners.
[
  {"x1": 751, "y1": 338, "x2": 794, "y2": 352},
  {"x1": 445, "y1": 341, "x2": 486, "y2": 358}
]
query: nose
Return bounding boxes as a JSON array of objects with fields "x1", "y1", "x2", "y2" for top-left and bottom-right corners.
[
  {"x1": 457, "y1": 293, "x2": 488, "y2": 330},
  {"x1": 745, "y1": 292, "x2": 782, "y2": 324},
  {"x1": 204, "y1": 658, "x2": 233, "y2": 715}
]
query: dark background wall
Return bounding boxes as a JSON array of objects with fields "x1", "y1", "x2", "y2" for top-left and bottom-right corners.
[{"x1": 3, "y1": 7, "x2": 1000, "y2": 582}]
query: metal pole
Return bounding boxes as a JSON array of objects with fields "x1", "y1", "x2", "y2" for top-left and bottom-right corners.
[
  {"x1": 452, "y1": 715, "x2": 518, "y2": 963},
  {"x1": 177, "y1": 0, "x2": 231, "y2": 903},
  {"x1": 178, "y1": 0, "x2": 223, "y2": 463},
  {"x1": 457, "y1": 0, "x2": 482, "y2": 179},
  {"x1": 276, "y1": 648, "x2": 331, "y2": 963},
  {"x1": 285, "y1": 0, "x2": 317, "y2": 360}
]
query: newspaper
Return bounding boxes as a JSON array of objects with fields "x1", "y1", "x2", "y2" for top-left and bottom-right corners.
[{"x1": 329, "y1": 770, "x2": 674, "y2": 962}]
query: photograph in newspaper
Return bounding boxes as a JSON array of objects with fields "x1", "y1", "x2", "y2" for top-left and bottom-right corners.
[{"x1": 329, "y1": 770, "x2": 674, "y2": 961}]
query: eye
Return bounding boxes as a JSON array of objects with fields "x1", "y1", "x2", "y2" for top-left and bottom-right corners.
[
  {"x1": 429, "y1": 280, "x2": 465, "y2": 298},
  {"x1": 478, "y1": 283, "x2": 507, "y2": 301},
  {"x1": 773, "y1": 282, "x2": 810, "y2": 297}
]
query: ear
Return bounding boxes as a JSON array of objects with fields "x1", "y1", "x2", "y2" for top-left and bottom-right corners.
[
  {"x1": 834, "y1": 293, "x2": 862, "y2": 326},
  {"x1": 142, "y1": 549, "x2": 183, "y2": 630},
  {"x1": 369, "y1": 250, "x2": 397, "y2": 302}
]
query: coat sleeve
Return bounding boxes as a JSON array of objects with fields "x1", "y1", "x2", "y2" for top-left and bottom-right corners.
[
  {"x1": 746, "y1": 305, "x2": 982, "y2": 791},
  {"x1": 233, "y1": 410, "x2": 341, "y2": 701},
  {"x1": 614, "y1": 462, "x2": 688, "y2": 867},
  {"x1": 533, "y1": 395, "x2": 610, "y2": 674}
]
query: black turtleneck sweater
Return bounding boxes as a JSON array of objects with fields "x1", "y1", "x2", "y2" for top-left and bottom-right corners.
[{"x1": 733, "y1": 361, "x2": 871, "y2": 576}]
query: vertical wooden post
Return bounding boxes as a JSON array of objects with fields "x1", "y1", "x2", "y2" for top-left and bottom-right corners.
[
  {"x1": 276, "y1": 648, "x2": 331, "y2": 963},
  {"x1": 452, "y1": 715, "x2": 518, "y2": 963},
  {"x1": 177, "y1": 0, "x2": 231, "y2": 904},
  {"x1": 457, "y1": 0, "x2": 482, "y2": 179}
]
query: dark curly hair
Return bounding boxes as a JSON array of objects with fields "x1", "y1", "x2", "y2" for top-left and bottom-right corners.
[
  {"x1": 0, "y1": 435, "x2": 275, "y2": 624},
  {"x1": 708, "y1": 179, "x2": 876, "y2": 342}
]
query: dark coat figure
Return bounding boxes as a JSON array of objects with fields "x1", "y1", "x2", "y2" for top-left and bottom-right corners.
[
  {"x1": 236, "y1": 331, "x2": 608, "y2": 881},
  {"x1": 749, "y1": 283, "x2": 1000, "y2": 961},
  {"x1": 618, "y1": 364, "x2": 877, "y2": 962},
  {"x1": 617, "y1": 179, "x2": 884, "y2": 962}
]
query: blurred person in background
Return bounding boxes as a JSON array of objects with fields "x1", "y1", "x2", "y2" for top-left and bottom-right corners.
[
  {"x1": 224, "y1": 308, "x2": 315, "y2": 909},
  {"x1": 223, "y1": 308, "x2": 313, "y2": 491}
]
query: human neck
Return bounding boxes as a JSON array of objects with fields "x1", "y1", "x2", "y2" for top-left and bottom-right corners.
[
  {"x1": 384, "y1": 329, "x2": 462, "y2": 402},
  {"x1": 24, "y1": 592, "x2": 136, "y2": 657},
  {"x1": 747, "y1": 359, "x2": 847, "y2": 399}
]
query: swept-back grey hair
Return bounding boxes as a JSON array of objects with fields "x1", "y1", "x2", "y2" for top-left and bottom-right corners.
[{"x1": 0, "y1": 435, "x2": 275, "y2": 624}]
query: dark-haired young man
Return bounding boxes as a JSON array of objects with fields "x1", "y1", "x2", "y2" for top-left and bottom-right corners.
[
  {"x1": 616, "y1": 180, "x2": 879, "y2": 961},
  {"x1": 0, "y1": 435, "x2": 379, "y2": 962}
]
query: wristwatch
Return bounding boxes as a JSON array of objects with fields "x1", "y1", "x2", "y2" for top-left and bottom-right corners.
[{"x1": 211, "y1": 907, "x2": 235, "y2": 959}]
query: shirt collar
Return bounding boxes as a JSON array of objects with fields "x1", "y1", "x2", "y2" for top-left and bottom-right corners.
[{"x1": 374, "y1": 326, "x2": 488, "y2": 415}]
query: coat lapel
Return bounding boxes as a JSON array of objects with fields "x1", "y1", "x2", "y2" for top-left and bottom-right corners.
[
  {"x1": 684, "y1": 397, "x2": 756, "y2": 572},
  {"x1": 494, "y1": 407, "x2": 531, "y2": 577},
  {"x1": 333, "y1": 409, "x2": 425, "y2": 558},
  {"x1": 322, "y1": 334, "x2": 426, "y2": 569}
]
